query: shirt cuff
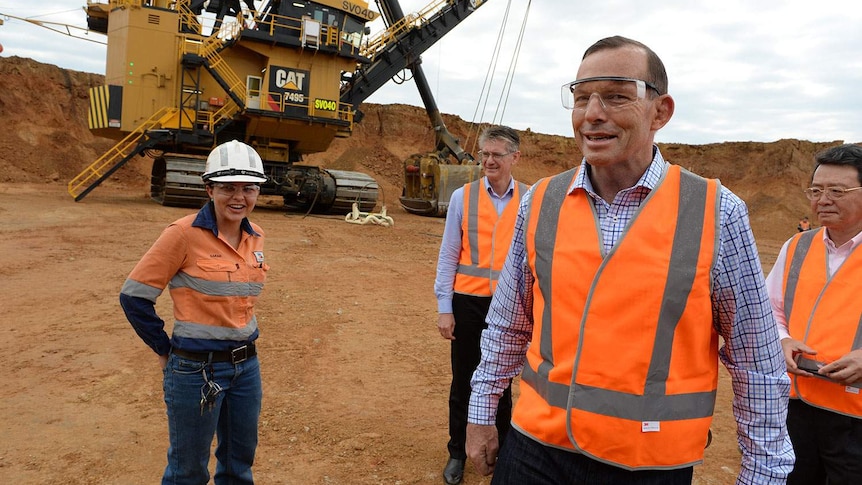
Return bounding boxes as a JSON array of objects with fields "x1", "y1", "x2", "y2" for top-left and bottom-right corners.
[{"x1": 437, "y1": 298, "x2": 453, "y2": 314}]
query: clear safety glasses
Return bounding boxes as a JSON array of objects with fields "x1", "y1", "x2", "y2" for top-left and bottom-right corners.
[
  {"x1": 561, "y1": 76, "x2": 660, "y2": 111},
  {"x1": 212, "y1": 182, "x2": 261, "y2": 196}
]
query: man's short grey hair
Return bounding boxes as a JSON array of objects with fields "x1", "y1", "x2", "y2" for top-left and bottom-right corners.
[{"x1": 479, "y1": 125, "x2": 520, "y2": 153}]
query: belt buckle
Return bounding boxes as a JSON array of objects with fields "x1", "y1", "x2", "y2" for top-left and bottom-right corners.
[{"x1": 230, "y1": 345, "x2": 249, "y2": 364}]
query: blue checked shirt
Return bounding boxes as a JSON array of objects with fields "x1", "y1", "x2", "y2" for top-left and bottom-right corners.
[{"x1": 468, "y1": 147, "x2": 794, "y2": 483}]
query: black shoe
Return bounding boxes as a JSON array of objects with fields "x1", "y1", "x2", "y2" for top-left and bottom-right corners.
[{"x1": 443, "y1": 457, "x2": 465, "y2": 485}]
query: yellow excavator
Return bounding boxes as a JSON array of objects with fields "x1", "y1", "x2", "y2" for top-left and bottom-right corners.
[{"x1": 3, "y1": 0, "x2": 497, "y2": 215}]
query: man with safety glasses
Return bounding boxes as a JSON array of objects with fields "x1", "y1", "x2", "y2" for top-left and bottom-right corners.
[
  {"x1": 766, "y1": 143, "x2": 862, "y2": 484},
  {"x1": 465, "y1": 36, "x2": 794, "y2": 484}
]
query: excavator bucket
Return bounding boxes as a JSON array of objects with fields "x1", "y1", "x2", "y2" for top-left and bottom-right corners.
[
  {"x1": 399, "y1": 153, "x2": 481, "y2": 217},
  {"x1": 435, "y1": 164, "x2": 482, "y2": 216}
]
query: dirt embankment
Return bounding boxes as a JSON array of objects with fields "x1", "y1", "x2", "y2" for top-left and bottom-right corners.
[{"x1": 0, "y1": 55, "x2": 848, "y2": 243}]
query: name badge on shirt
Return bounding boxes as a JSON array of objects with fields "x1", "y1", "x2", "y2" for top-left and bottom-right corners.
[{"x1": 253, "y1": 251, "x2": 265, "y2": 264}]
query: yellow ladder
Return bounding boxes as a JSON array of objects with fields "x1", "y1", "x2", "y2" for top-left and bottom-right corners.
[
  {"x1": 67, "y1": 107, "x2": 178, "y2": 200},
  {"x1": 211, "y1": 97, "x2": 241, "y2": 126},
  {"x1": 200, "y1": 36, "x2": 247, "y2": 104},
  {"x1": 180, "y1": 31, "x2": 247, "y2": 108}
]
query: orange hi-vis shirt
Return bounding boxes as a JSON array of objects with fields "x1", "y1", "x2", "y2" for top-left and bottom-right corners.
[
  {"x1": 515, "y1": 165, "x2": 720, "y2": 470},
  {"x1": 782, "y1": 229, "x2": 862, "y2": 418},
  {"x1": 121, "y1": 204, "x2": 268, "y2": 353},
  {"x1": 453, "y1": 179, "x2": 527, "y2": 297}
]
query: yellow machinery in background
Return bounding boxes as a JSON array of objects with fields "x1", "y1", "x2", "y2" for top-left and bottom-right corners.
[{"x1": 50, "y1": 0, "x2": 490, "y2": 214}]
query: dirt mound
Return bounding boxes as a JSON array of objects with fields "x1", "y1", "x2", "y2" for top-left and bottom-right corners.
[
  {"x1": 0, "y1": 55, "x2": 846, "y2": 237},
  {"x1": 0, "y1": 57, "x2": 126, "y2": 184}
]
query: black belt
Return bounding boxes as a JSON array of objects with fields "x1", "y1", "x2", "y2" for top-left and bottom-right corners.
[{"x1": 171, "y1": 342, "x2": 257, "y2": 364}]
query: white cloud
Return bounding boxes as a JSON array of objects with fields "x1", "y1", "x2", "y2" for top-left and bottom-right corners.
[{"x1": 2, "y1": 0, "x2": 861, "y2": 144}]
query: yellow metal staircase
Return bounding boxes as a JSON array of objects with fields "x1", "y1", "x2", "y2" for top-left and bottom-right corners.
[
  {"x1": 180, "y1": 28, "x2": 247, "y2": 108},
  {"x1": 67, "y1": 106, "x2": 178, "y2": 201},
  {"x1": 176, "y1": 0, "x2": 204, "y2": 34},
  {"x1": 68, "y1": 2, "x2": 249, "y2": 202},
  {"x1": 204, "y1": 51, "x2": 247, "y2": 106}
]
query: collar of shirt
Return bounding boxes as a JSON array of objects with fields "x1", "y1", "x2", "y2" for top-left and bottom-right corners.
[
  {"x1": 821, "y1": 225, "x2": 862, "y2": 249},
  {"x1": 484, "y1": 176, "x2": 515, "y2": 199},
  {"x1": 814, "y1": 227, "x2": 862, "y2": 278},
  {"x1": 191, "y1": 201, "x2": 261, "y2": 237},
  {"x1": 568, "y1": 145, "x2": 668, "y2": 199}
]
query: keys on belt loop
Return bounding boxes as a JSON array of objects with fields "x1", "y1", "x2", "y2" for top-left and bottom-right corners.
[{"x1": 199, "y1": 364, "x2": 222, "y2": 415}]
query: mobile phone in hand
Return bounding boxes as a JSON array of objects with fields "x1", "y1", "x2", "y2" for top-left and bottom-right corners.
[
  {"x1": 795, "y1": 355, "x2": 826, "y2": 374},
  {"x1": 794, "y1": 355, "x2": 862, "y2": 389}
]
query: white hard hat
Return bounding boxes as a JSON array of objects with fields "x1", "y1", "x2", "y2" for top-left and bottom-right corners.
[{"x1": 202, "y1": 140, "x2": 267, "y2": 183}]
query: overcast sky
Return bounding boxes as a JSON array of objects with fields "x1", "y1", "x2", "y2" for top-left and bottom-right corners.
[{"x1": 2, "y1": 0, "x2": 861, "y2": 145}]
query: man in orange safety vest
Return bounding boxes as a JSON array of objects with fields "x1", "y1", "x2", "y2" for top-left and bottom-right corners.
[
  {"x1": 465, "y1": 36, "x2": 794, "y2": 484},
  {"x1": 766, "y1": 143, "x2": 862, "y2": 484}
]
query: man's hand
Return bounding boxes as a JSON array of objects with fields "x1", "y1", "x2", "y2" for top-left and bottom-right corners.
[
  {"x1": 438, "y1": 313, "x2": 456, "y2": 340},
  {"x1": 820, "y1": 349, "x2": 862, "y2": 386},
  {"x1": 780, "y1": 338, "x2": 817, "y2": 376},
  {"x1": 466, "y1": 423, "x2": 498, "y2": 476}
]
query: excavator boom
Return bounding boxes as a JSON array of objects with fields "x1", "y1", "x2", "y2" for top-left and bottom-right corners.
[{"x1": 341, "y1": 0, "x2": 488, "y2": 215}]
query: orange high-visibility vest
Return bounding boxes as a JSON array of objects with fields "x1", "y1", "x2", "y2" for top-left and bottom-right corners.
[
  {"x1": 782, "y1": 229, "x2": 862, "y2": 417},
  {"x1": 514, "y1": 164, "x2": 720, "y2": 470},
  {"x1": 453, "y1": 179, "x2": 527, "y2": 297}
]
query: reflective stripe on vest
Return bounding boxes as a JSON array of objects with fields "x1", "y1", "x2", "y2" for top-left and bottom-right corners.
[
  {"x1": 174, "y1": 316, "x2": 259, "y2": 340},
  {"x1": 170, "y1": 271, "x2": 263, "y2": 340},
  {"x1": 782, "y1": 229, "x2": 817, "y2": 321},
  {"x1": 453, "y1": 180, "x2": 527, "y2": 296},
  {"x1": 121, "y1": 273, "x2": 262, "y2": 341},
  {"x1": 783, "y1": 229, "x2": 862, "y2": 417},
  {"x1": 515, "y1": 164, "x2": 720, "y2": 470}
]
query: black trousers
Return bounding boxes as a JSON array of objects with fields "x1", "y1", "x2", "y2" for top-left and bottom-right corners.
[
  {"x1": 448, "y1": 293, "x2": 513, "y2": 459},
  {"x1": 492, "y1": 429, "x2": 693, "y2": 484},
  {"x1": 787, "y1": 399, "x2": 862, "y2": 485}
]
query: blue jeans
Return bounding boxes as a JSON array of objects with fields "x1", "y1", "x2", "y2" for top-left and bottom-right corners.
[
  {"x1": 491, "y1": 429, "x2": 693, "y2": 484},
  {"x1": 162, "y1": 353, "x2": 262, "y2": 485}
]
